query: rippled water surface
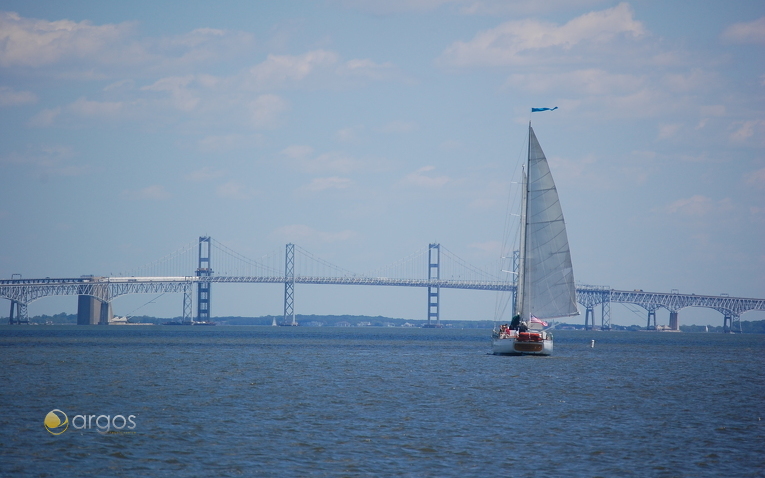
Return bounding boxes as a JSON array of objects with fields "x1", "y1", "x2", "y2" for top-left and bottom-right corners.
[{"x1": 1, "y1": 326, "x2": 763, "y2": 477}]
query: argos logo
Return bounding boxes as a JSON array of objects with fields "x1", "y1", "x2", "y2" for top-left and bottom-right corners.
[{"x1": 45, "y1": 409, "x2": 137, "y2": 434}]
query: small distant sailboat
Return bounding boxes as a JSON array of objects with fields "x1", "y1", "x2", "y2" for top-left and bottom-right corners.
[
  {"x1": 492, "y1": 122, "x2": 579, "y2": 355},
  {"x1": 272, "y1": 317, "x2": 278, "y2": 327}
]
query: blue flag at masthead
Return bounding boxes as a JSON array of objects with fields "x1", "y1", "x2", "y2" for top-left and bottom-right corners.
[{"x1": 531, "y1": 107, "x2": 558, "y2": 112}]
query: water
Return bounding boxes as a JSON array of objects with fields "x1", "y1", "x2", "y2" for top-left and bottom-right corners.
[{"x1": 1, "y1": 326, "x2": 763, "y2": 477}]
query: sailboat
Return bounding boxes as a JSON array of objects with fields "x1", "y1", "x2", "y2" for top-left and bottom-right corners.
[{"x1": 492, "y1": 122, "x2": 579, "y2": 355}]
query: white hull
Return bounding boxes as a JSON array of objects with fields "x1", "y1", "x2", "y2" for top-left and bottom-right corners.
[{"x1": 492, "y1": 333, "x2": 553, "y2": 356}]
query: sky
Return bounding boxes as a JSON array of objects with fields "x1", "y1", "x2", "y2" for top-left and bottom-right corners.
[{"x1": 1, "y1": 0, "x2": 763, "y2": 326}]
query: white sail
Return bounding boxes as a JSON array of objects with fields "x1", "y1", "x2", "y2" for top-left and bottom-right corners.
[{"x1": 521, "y1": 126, "x2": 578, "y2": 319}]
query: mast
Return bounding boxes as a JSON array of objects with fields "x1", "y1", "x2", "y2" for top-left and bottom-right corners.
[{"x1": 514, "y1": 123, "x2": 531, "y2": 319}]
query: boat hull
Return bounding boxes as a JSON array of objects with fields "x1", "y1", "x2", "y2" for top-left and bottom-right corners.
[{"x1": 492, "y1": 337, "x2": 553, "y2": 356}]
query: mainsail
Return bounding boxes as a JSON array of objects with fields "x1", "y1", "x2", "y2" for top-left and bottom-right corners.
[{"x1": 519, "y1": 125, "x2": 578, "y2": 319}]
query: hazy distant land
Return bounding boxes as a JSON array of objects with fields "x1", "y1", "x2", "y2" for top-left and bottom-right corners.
[{"x1": 7, "y1": 313, "x2": 765, "y2": 333}]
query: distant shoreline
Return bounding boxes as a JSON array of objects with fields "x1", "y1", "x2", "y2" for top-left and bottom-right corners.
[{"x1": 4, "y1": 313, "x2": 764, "y2": 333}]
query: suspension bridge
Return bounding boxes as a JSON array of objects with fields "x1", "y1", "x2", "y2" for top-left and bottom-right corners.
[{"x1": 2, "y1": 237, "x2": 763, "y2": 332}]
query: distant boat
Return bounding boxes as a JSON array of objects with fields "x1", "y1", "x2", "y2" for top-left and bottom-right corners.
[
  {"x1": 272, "y1": 317, "x2": 278, "y2": 326},
  {"x1": 492, "y1": 123, "x2": 579, "y2": 356}
]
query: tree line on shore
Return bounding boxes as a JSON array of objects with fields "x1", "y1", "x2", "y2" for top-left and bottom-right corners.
[{"x1": 5, "y1": 312, "x2": 765, "y2": 333}]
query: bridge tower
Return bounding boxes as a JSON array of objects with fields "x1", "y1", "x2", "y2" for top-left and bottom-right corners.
[
  {"x1": 283, "y1": 243, "x2": 296, "y2": 326},
  {"x1": 426, "y1": 243, "x2": 440, "y2": 327},
  {"x1": 578, "y1": 289, "x2": 600, "y2": 330},
  {"x1": 601, "y1": 290, "x2": 611, "y2": 330},
  {"x1": 196, "y1": 236, "x2": 212, "y2": 323},
  {"x1": 646, "y1": 307, "x2": 657, "y2": 330},
  {"x1": 183, "y1": 282, "x2": 193, "y2": 324},
  {"x1": 584, "y1": 306, "x2": 595, "y2": 331}
]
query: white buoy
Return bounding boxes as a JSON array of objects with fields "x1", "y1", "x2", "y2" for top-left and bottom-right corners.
[{"x1": 591, "y1": 339, "x2": 595, "y2": 348}]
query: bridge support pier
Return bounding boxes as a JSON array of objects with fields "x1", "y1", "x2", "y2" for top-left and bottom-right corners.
[
  {"x1": 723, "y1": 313, "x2": 741, "y2": 334},
  {"x1": 77, "y1": 295, "x2": 112, "y2": 325},
  {"x1": 669, "y1": 311, "x2": 678, "y2": 331},
  {"x1": 8, "y1": 300, "x2": 28, "y2": 324}
]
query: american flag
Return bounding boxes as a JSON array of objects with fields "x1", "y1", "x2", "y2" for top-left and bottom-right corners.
[{"x1": 530, "y1": 316, "x2": 548, "y2": 327}]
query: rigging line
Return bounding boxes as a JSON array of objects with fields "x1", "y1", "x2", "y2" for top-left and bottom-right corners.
[
  {"x1": 211, "y1": 239, "x2": 271, "y2": 268},
  {"x1": 124, "y1": 292, "x2": 167, "y2": 318},
  {"x1": 118, "y1": 242, "x2": 196, "y2": 277},
  {"x1": 439, "y1": 247, "x2": 502, "y2": 280},
  {"x1": 494, "y1": 124, "x2": 527, "y2": 322},
  {"x1": 210, "y1": 240, "x2": 282, "y2": 276},
  {"x1": 294, "y1": 246, "x2": 357, "y2": 276},
  {"x1": 362, "y1": 247, "x2": 428, "y2": 278}
]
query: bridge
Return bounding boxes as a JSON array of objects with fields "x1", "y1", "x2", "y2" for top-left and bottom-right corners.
[{"x1": 2, "y1": 237, "x2": 763, "y2": 332}]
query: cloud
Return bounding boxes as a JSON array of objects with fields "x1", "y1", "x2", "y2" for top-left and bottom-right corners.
[
  {"x1": 121, "y1": 185, "x2": 171, "y2": 200},
  {"x1": 280, "y1": 145, "x2": 314, "y2": 159},
  {"x1": 250, "y1": 94, "x2": 288, "y2": 128},
  {"x1": 440, "y1": 139, "x2": 462, "y2": 151},
  {"x1": 282, "y1": 147, "x2": 364, "y2": 174},
  {"x1": 459, "y1": 0, "x2": 610, "y2": 15},
  {"x1": 399, "y1": 166, "x2": 449, "y2": 188},
  {"x1": 438, "y1": 2, "x2": 644, "y2": 67},
  {"x1": 721, "y1": 17, "x2": 765, "y2": 44},
  {"x1": 662, "y1": 69, "x2": 718, "y2": 94},
  {"x1": 657, "y1": 123, "x2": 682, "y2": 139},
  {"x1": 273, "y1": 224, "x2": 356, "y2": 243},
  {"x1": 0, "y1": 11, "x2": 134, "y2": 68},
  {"x1": 0, "y1": 144, "x2": 90, "y2": 177},
  {"x1": 68, "y1": 97, "x2": 123, "y2": 117},
  {"x1": 334, "y1": 0, "x2": 607, "y2": 15},
  {"x1": 216, "y1": 180, "x2": 254, "y2": 199},
  {"x1": 335, "y1": 126, "x2": 362, "y2": 143},
  {"x1": 28, "y1": 97, "x2": 124, "y2": 126},
  {"x1": 244, "y1": 50, "x2": 400, "y2": 89},
  {"x1": 0, "y1": 12, "x2": 256, "y2": 78},
  {"x1": 338, "y1": 58, "x2": 398, "y2": 81},
  {"x1": 303, "y1": 177, "x2": 354, "y2": 191},
  {"x1": 246, "y1": 50, "x2": 339, "y2": 89},
  {"x1": 141, "y1": 75, "x2": 199, "y2": 112},
  {"x1": 103, "y1": 79, "x2": 135, "y2": 91},
  {"x1": 0, "y1": 86, "x2": 37, "y2": 106},
  {"x1": 377, "y1": 120, "x2": 419, "y2": 133},
  {"x1": 505, "y1": 68, "x2": 644, "y2": 95},
  {"x1": 332, "y1": 0, "x2": 460, "y2": 14},
  {"x1": 744, "y1": 168, "x2": 765, "y2": 189},
  {"x1": 197, "y1": 133, "x2": 257, "y2": 152},
  {"x1": 730, "y1": 120, "x2": 765, "y2": 142},
  {"x1": 27, "y1": 107, "x2": 61, "y2": 127},
  {"x1": 185, "y1": 167, "x2": 226, "y2": 182},
  {"x1": 661, "y1": 195, "x2": 733, "y2": 217}
]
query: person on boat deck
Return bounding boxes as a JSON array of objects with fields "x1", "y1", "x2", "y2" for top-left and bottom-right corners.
[
  {"x1": 510, "y1": 314, "x2": 521, "y2": 329},
  {"x1": 518, "y1": 321, "x2": 528, "y2": 333}
]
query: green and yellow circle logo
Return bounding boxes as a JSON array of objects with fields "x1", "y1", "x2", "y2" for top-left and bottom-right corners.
[{"x1": 44, "y1": 409, "x2": 69, "y2": 435}]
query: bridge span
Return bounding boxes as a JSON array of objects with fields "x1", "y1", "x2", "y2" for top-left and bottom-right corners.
[{"x1": 2, "y1": 238, "x2": 763, "y2": 332}]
